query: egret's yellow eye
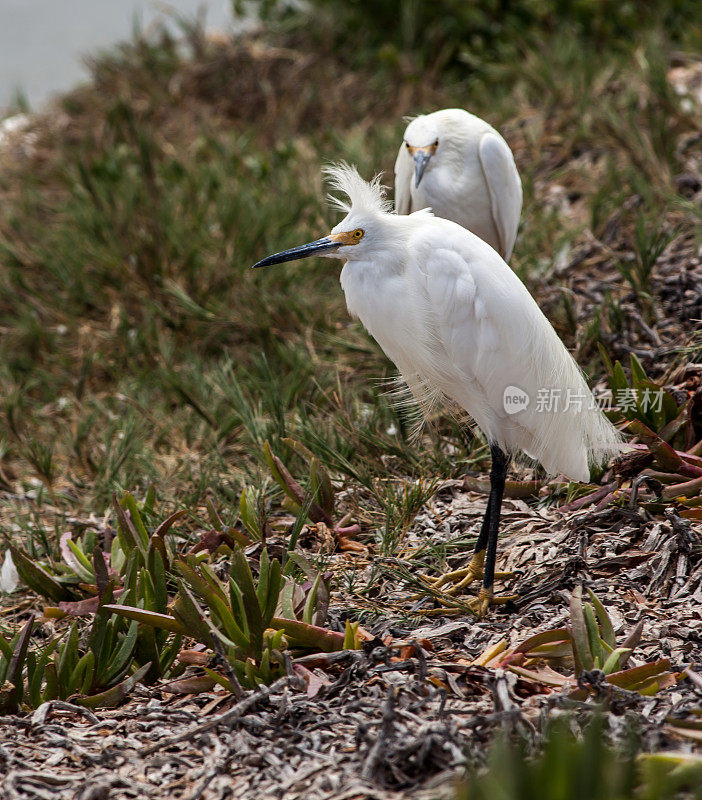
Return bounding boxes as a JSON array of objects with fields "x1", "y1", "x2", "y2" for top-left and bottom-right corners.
[
  {"x1": 433, "y1": 139, "x2": 439, "y2": 147},
  {"x1": 329, "y1": 229, "x2": 364, "y2": 246}
]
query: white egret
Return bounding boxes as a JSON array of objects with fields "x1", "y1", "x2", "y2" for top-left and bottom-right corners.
[
  {"x1": 395, "y1": 108, "x2": 522, "y2": 261},
  {"x1": 252, "y1": 165, "x2": 622, "y2": 615}
]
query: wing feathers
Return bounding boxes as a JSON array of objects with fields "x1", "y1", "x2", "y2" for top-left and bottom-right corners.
[
  {"x1": 477, "y1": 132, "x2": 522, "y2": 261},
  {"x1": 417, "y1": 232, "x2": 621, "y2": 479},
  {"x1": 394, "y1": 145, "x2": 414, "y2": 215}
]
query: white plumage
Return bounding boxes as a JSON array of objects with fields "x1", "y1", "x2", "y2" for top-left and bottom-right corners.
[
  {"x1": 395, "y1": 108, "x2": 522, "y2": 261},
  {"x1": 253, "y1": 164, "x2": 623, "y2": 612},
  {"x1": 328, "y1": 166, "x2": 619, "y2": 482}
]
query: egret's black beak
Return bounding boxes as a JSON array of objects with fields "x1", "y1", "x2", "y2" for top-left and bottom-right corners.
[
  {"x1": 251, "y1": 237, "x2": 339, "y2": 269},
  {"x1": 413, "y1": 151, "x2": 432, "y2": 188}
]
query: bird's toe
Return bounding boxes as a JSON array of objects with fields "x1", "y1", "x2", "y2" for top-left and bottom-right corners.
[{"x1": 468, "y1": 587, "x2": 519, "y2": 618}]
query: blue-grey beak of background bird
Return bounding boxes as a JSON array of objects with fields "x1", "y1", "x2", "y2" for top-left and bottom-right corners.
[
  {"x1": 252, "y1": 236, "x2": 338, "y2": 269},
  {"x1": 413, "y1": 150, "x2": 432, "y2": 187}
]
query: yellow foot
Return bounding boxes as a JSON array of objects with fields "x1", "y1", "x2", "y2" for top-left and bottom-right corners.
[
  {"x1": 467, "y1": 587, "x2": 519, "y2": 619},
  {"x1": 427, "y1": 550, "x2": 512, "y2": 597}
]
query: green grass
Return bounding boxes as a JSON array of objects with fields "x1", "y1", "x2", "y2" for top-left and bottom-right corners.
[
  {"x1": 457, "y1": 716, "x2": 702, "y2": 800},
  {"x1": 0, "y1": 8, "x2": 699, "y2": 561}
]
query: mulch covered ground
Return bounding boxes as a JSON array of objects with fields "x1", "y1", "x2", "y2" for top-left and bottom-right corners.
[{"x1": 1, "y1": 485, "x2": 700, "y2": 799}]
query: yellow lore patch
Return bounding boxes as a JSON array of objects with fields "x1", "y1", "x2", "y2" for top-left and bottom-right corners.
[
  {"x1": 407, "y1": 142, "x2": 438, "y2": 157},
  {"x1": 330, "y1": 228, "x2": 364, "y2": 246}
]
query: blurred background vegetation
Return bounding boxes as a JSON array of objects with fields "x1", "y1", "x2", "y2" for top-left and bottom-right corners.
[
  {"x1": 0, "y1": 0, "x2": 699, "y2": 554},
  {"x1": 242, "y1": 0, "x2": 700, "y2": 69}
]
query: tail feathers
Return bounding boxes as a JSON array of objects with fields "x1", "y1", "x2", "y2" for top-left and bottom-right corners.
[
  {"x1": 538, "y1": 445, "x2": 590, "y2": 484},
  {"x1": 519, "y1": 370, "x2": 625, "y2": 483},
  {"x1": 494, "y1": 321, "x2": 626, "y2": 482},
  {"x1": 516, "y1": 408, "x2": 623, "y2": 483}
]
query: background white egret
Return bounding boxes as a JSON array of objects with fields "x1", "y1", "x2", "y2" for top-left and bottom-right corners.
[
  {"x1": 253, "y1": 164, "x2": 623, "y2": 615},
  {"x1": 395, "y1": 108, "x2": 522, "y2": 261}
]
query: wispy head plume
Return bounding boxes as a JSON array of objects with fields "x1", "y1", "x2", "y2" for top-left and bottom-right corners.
[{"x1": 323, "y1": 162, "x2": 392, "y2": 215}]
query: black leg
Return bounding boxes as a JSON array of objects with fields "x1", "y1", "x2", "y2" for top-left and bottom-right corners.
[
  {"x1": 429, "y1": 444, "x2": 513, "y2": 609},
  {"x1": 482, "y1": 444, "x2": 509, "y2": 593},
  {"x1": 473, "y1": 486, "x2": 492, "y2": 555},
  {"x1": 471, "y1": 438, "x2": 496, "y2": 555}
]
